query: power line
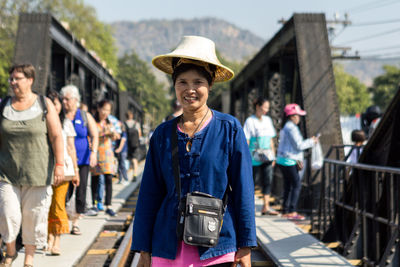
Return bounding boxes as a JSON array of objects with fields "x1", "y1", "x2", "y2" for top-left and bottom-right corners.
[
  {"x1": 337, "y1": 27, "x2": 400, "y2": 45},
  {"x1": 359, "y1": 45, "x2": 400, "y2": 53},
  {"x1": 346, "y1": 0, "x2": 400, "y2": 14},
  {"x1": 352, "y1": 18, "x2": 400, "y2": 27}
]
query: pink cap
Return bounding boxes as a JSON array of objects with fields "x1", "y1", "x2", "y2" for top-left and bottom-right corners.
[{"x1": 284, "y1": 103, "x2": 307, "y2": 116}]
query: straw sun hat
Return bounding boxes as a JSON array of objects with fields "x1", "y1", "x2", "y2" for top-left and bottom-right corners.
[{"x1": 152, "y1": 35, "x2": 234, "y2": 83}]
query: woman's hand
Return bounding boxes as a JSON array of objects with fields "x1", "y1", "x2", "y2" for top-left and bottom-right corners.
[
  {"x1": 137, "y1": 251, "x2": 151, "y2": 267},
  {"x1": 231, "y1": 247, "x2": 251, "y2": 267},
  {"x1": 89, "y1": 152, "x2": 97, "y2": 167},
  {"x1": 72, "y1": 172, "x2": 80, "y2": 187},
  {"x1": 53, "y1": 165, "x2": 64, "y2": 186}
]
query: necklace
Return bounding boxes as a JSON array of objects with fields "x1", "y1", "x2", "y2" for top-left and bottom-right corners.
[{"x1": 181, "y1": 108, "x2": 210, "y2": 152}]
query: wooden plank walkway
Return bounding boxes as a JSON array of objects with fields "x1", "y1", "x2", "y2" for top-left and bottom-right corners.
[{"x1": 255, "y1": 199, "x2": 354, "y2": 266}]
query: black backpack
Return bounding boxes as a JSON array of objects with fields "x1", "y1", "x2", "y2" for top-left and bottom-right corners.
[{"x1": 125, "y1": 122, "x2": 140, "y2": 149}]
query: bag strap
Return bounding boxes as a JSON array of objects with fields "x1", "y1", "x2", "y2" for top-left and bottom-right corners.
[
  {"x1": 171, "y1": 117, "x2": 181, "y2": 201},
  {"x1": 38, "y1": 95, "x2": 48, "y2": 121},
  {"x1": 171, "y1": 117, "x2": 230, "y2": 208}
]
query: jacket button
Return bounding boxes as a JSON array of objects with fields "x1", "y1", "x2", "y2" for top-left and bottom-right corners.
[{"x1": 188, "y1": 236, "x2": 193, "y2": 241}]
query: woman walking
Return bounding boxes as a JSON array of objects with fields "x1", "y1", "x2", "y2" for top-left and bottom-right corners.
[
  {"x1": 91, "y1": 99, "x2": 119, "y2": 216},
  {"x1": 244, "y1": 97, "x2": 278, "y2": 216},
  {"x1": 61, "y1": 85, "x2": 99, "y2": 234},
  {"x1": 47, "y1": 90, "x2": 80, "y2": 255},
  {"x1": 0, "y1": 64, "x2": 64, "y2": 267},
  {"x1": 276, "y1": 103, "x2": 318, "y2": 220}
]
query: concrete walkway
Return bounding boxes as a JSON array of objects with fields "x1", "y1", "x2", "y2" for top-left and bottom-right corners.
[
  {"x1": 12, "y1": 163, "x2": 143, "y2": 267},
  {"x1": 255, "y1": 198, "x2": 353, "y2": 267}
]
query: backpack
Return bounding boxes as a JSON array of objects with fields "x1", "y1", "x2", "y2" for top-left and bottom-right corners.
[
  {"x1": 125, "y1": 121, "x2": 140, "y2": 149},
  {"x1": 0, "y1": 95, "x2": 48, "y2": 123}
]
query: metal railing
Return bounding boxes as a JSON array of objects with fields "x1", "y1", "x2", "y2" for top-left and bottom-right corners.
[{"x1": 312, "y1": 145, "x2": 400, "y2": 266}]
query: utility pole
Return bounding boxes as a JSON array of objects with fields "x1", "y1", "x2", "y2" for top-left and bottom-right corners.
[{"x1": 278, "y1": 13, "x2": 359, "y2": 60}]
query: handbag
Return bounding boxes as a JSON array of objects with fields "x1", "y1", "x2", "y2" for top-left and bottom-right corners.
[
  {"x1": 252, "y1": 135, "x2": 275, "y2": 163},
  {"x1": 311, "y1": 142, "x2": 323, "y2": 170},
  {"x1": 172, "y1": 118, "x2": 228, "y2": 248}
]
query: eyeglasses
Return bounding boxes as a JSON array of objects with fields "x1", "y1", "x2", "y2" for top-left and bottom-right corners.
[
  {"x1": 8, "y1": 77, "x2": 26, "y2": 83},
  {"x1": 62, "y1": 97, "x2": 76, "y2": 102}
]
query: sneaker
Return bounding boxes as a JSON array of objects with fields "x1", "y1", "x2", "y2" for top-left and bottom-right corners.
[
  {"x1": 85, "y1": 207, "x2": 98, "y2": 216},
  {"x1": 105, "y1": 208, "x2": 117, "y2": 217},
  {"x1": 121, "y1": 180, "x2": 129, "y2": 186},
  {"x1": 97, "y1": 202, "x2": 105, "y2": 211}
]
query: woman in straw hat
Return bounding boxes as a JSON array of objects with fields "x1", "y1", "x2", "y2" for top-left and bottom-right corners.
[{"x1": 132, "y1": 36, "x2": 256, "y2": 267}]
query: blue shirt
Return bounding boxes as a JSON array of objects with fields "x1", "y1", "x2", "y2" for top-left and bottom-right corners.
[
  {"x1": 131, "y1": 110, "x2": 257, "y2": 260},
  {"x1": 277, "y1": 120, "x2": 314, "y2": 163},
  {"x1": 72, "y1": 109, "x2": 91, "y2": 166}
]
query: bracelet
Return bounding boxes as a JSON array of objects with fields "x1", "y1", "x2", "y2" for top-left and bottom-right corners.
[
  {"x1": 55, "y1": 163, "x2": 63, "y2": 167},
  {"x1": 91, "y1": 150, "x2": 97, "y2": 153},
  {"x1": 75, "y1": 168, "x2": 79, "y2": 171}
]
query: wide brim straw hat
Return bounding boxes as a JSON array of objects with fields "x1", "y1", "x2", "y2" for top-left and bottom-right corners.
[{"x1": 152, "y1": 35, "x2": 234, "y2": 83}]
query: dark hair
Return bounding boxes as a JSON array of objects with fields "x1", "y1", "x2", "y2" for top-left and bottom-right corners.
[
  {"x1": 94, "y1": 99, "x2": 112, "y2": 123},
  {"x1": 47, "y1": 90, "x2": 65, "y2": 124},
  {"x1": 351, "y1": 130, "x2": 366, "y2": 143},
  {"x1": 253, "y1": 97, "x2": 269, "y2": 110},
  {"x1": 9, "y1": 63, "x2": 35, "y2": 81},
  {"x1": 172, "y1": 59, "x2": 215, "y2": 86}
]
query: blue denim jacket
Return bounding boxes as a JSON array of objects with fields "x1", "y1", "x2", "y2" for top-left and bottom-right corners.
[
  {"x1": 277, "y1": 120, "x2": 314, "y2": 161},
  {"x1": 131, "y1": 110, "x2": 257, "y2": 260}
]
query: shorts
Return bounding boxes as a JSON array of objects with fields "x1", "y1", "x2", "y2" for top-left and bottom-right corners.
[
  {"x1": 0, "y1": 182, "x2": 53, "y2": 246},
  {"x1": 128, "y1": 146, "x2": 140, "y2": 160}
]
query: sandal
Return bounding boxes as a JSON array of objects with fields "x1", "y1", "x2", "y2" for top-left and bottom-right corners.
[
  {"x1": 24, "y1": 265, "x2": 33, "y2": 267},
  {"x1": 51, "y1": 247, "x2": 61, "y2": 256},
  {"x1": 261, "y1": 209, "x2": 279, "y2": 216},
  {"x1": 70, "y1": 225, "x2": 82, "y2": 235},
  {"x1": 0, "y1": 253, "x2": 18, "y2": 267},
  {"x1": 288, "y1": 214, "x2": 305, "y2": 221}
]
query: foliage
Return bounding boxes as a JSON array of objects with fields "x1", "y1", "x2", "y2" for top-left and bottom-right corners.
[
  {"x1": 208, "y1": 51, "x2": 245, "y2": 104},
  {"x1": 334, "y1": 64, "x2": 371, "y2": 115},
  {"x1": 117, "y1": 51, "x2": 169, "y2": 126},
  {"x1": 0, "y1": 0, "x2": 117, "y2": 97},
  {"x1": 369, "y1": 65, "x2": 400, "y2": 111}
]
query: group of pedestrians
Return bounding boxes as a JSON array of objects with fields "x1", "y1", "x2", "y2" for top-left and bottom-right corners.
[{"x1": 0, "y1": 64, "x2": 141, "y2": 267}]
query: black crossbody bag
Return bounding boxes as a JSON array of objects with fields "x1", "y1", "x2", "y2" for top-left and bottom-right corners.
[{"x1": 171, "y1": 119, "x2": 229, "y2": 248}]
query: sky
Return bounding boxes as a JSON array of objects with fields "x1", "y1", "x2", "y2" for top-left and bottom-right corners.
[{"x1": 84, "y1": 0, "x2": 400, "y2": 60}]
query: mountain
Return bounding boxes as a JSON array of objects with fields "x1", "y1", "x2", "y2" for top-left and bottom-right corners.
[
  {"x1": 110, "y1": 17, "x2": 400, "y2": 86},
  {"x1": 110, "y1": 17, "x2": 265, "y2": 63}
]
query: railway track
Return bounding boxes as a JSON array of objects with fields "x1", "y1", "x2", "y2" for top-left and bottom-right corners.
[{"x1": 76, "y1": 185, "x2": 275, "y2": 267}]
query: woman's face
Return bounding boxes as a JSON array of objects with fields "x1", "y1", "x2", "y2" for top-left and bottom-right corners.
[
  {"x1": 98, "y1": 103, "x2": 112, "y2": 121},
  {"x1": 290, "y1": 114, "x2": 301, "y2": 124},
  {"x1": 53, "y1": 98, "x2": 62, "y2": 115},
  {"x1": 9, "y1": 70, "x2": 33, "y2": 96},
  {"x1": 62, "y1": 92, "x2": 78, "y2": 112},
  {"x1": 174, "y1": 69, "x2": 210, "y2": 112},
  {"x1": 257, "y1": 101, "x2": 270, "y2": 116}
]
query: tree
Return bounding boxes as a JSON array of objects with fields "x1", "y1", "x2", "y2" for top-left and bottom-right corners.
[
  {"x1": 208, "y1": 51, "x2": 245, "y2": 104},
  {"x1": 0, "y1": 0, "x2": 118, "y2": 96},
  {"x1": 370, "y1": 65, "x2": 400, "y2": 111},
  {"x1": 334, "y1": 64, "x2": 371, "y2": 115},
  {"x1": 117, "y1": 51, "x2": 169, "y2": 125}
]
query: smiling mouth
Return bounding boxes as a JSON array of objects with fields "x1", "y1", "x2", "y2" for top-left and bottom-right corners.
[{"x1": 184, "y1": 96, "x2": 198, "y2": 102}]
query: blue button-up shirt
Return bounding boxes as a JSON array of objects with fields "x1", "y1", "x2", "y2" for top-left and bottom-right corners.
[
  {"x1": 131, "y1": 110, "x2": 257, "y2": 260},
  {"x1": 277, "y1": 120, "x2": 314, "y2": 163}
]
